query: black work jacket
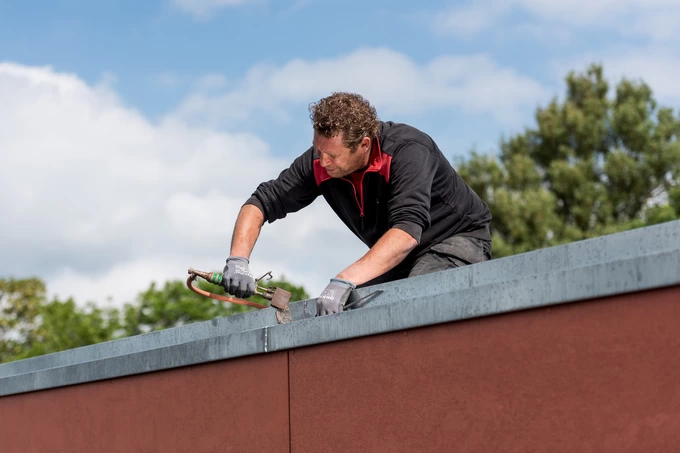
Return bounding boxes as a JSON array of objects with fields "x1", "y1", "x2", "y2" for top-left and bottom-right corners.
[{"x1": 246, "y1": 121, "x2": 491, "y2": 265}]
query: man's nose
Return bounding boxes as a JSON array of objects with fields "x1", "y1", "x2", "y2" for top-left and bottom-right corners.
[{"x1": 320, "y1": 153, "x2": 331, "y2": 167}]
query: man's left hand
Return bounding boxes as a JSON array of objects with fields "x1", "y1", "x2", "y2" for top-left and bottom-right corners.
[{"x1": 316, "y1": 278, "x2": 356, "y2": 316}]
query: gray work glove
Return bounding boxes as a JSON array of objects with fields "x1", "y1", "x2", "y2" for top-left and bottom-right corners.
[
  {"x1": 222, "y1": 256, "x2": 256, "y2": 298},
  {"x1": 316, "y1": 278, "x2": 356, "y2": 316}
]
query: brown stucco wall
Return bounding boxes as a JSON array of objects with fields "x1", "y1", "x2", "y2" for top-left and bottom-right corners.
[
  {"x1": 290, "y1": 285, "x2": 680, "y2": 453},
  {"x1": 1, "y1": 286, "x2": 678, "y2": 452},
  {"x1": 0, "y1": 351, "x2": 290, "y2": 453}
]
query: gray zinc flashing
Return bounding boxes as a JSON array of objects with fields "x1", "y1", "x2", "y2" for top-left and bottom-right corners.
[
  {"x1": 0, "y1": 287, "x2": 317, "y2": 380},
  {"x1": 268, "y1": 248, "x2": 680, "y2": 352},
  {"x1": 4, "y1": 220, "x2": 675, "y2": 379},
  {"x1": 347, "y1": 219, "x2": 680, "y2": 308},
  {"x1": 0, "y1": 300, "x2": 278, "y2": 379},
  {"x1": 1, "y1": 328, "x2": 267, "y2": 396},
  {"x1": 1, "y1": 220, "x2": 679, "y2": 397}
]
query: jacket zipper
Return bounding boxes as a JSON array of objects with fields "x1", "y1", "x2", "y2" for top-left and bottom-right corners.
[
  {"x1": 375, "y1": 200, "x2": 379, "y2": 228},
  {"x1": 341, "y1": 176, "x2": 365, "y2": 229}
]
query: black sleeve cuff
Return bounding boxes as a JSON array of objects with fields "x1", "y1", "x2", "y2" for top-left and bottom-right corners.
[
  {"x1": 243, "y1": 197, "x2": 267, "y2": 221},
  {"x1": 392, "y1": 222, "x2": 422, "y2": 244}
]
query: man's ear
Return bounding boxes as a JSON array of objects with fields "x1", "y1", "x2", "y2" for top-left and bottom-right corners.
[{"x1": 361, "y1": 136, "x2": 371, "y2": 151}]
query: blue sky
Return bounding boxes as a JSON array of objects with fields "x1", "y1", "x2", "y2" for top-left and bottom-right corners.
[
  {"x1": 2, "y1": 0, "x2": 679, "y2": 306},
  {"x1": 4, "y1": 0, "x2": 677, "y2": 157},
  {"x1": 0, "y1": 0, "x2": 587, "y2": 155}
]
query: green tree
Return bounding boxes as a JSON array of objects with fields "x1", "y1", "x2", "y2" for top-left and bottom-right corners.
[
  {"x1": 121, "y1": 279, "x2": 247, "y2": 336},
  {"x1": 1, "y1": 277, "x2": 122, "y2": 362},
  {"x1": 1, "y1": 274, "x2": 309, "y2": 363},
  {"x1": 12, "y1": 299, "x2": 121, "y2": 361},
  {"x1": 457, "y1": 64, "x2": 680, "y2": 257},
  {"x1": 0, "y1": 278, "x2": 45, "y2": 362}
]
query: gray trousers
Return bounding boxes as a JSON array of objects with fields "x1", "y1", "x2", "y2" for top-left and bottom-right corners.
[{"x1": 358, "y1": 234, "x2": 492, "y2": 288}]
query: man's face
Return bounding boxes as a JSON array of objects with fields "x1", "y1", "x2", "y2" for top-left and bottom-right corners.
[{"x1": 313, "y1": 131, "x2": 371, "y2": 178}]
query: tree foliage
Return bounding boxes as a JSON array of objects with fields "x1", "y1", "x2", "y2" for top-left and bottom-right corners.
[
  {"x1": 14, "y1": 299, "x2": 121, "y2": 361},
  {"x1": 1, "y1": 277, "x2": 130, "y2": 363},
  {"x1": 0, "y1": 277, "x2": 46, "y2": 361},
  {"x1": 0, "y1": 274, "x2": 309, "y2": 363},
  {"x1": 457, "y1": 64, "x2": 680, "y2": 257}
]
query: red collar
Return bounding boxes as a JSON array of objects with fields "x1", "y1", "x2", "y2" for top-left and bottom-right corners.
[
  {"x1": 348, "y1": 137, "x2": 382, "y2": 180},
  {"x1": 364, "y1": 137, "x2": 384, "y2": 173}
]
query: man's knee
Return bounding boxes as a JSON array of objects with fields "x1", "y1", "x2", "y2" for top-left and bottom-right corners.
[{"x1": 408, "y1": 235, "x2": 490, "y2": 278}]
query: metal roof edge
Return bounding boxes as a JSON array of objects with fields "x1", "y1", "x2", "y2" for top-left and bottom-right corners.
[
  {"x1": 1, "y1": 242, "x2": 678, "y2": 397},
  {"x1": 5, "y1": 220, "x2": 676, "y2": 379}
]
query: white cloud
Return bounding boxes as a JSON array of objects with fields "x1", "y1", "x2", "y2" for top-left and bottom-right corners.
[
  {"x1": 602, "y1": 49, "x2": 680, "y2": 100},
  {"x1": 194, "y1": 73, "x2": 228, "y2": 91},
  {"x1": 281, "y1": 0, "x2": 321, "y2": 16},
  {"x1": 552, "y1": 47, "x2": 680, "y2": 102},
  {"x1": 509, "y1": 22, "x2": 573, "y2": 47},
  {"x1": 435, "y1": 0, "x2": 680, "y2": 42},
  {"x1": 0, "y1": 62, "x2": 365, "y2": 307},
  {"x1": 433, "y1": 2, "x2": 510, "y2": 39},
  {"x1": 171, "y1": 0, "x2": 255, "y2": 18},
  {"x1": 170, "y1": 48, "x2": 549, "y2": 128}
]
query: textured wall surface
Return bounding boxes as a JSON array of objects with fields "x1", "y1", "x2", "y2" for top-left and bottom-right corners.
[
  {"x1": 0, "y1": 352, "x2": 290, "y2": 453},
  {"x1": 289, "y1": 286, "x2": 680, "y2": 453},
  {"x1": 2, "y1": 286, "x2": 678, "y2": 452}
]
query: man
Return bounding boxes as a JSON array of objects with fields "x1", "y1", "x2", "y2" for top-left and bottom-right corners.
[{"x1": 222, "y1": 92, "x2": 492, "y2": 316}]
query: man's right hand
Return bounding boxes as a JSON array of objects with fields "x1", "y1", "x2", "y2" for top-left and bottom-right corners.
[{"x1": 222, "y1": 256, "x2": 256, "y2": 298}]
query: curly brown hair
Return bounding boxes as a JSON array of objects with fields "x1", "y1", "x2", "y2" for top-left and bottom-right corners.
[{"x1": 308, "y1": 92, "x2": 380, "y2": 151}]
